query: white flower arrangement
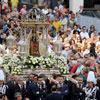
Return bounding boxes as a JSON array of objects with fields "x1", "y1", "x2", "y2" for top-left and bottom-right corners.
[
  {"x1": 12, "y1": 65, "x2": 23, "y2": 75},
  {"x1": 0, "y1": 54, "x2": 23, "y2": 75},
  {"x1": 24, "y1": 53, "x2": 69, "y2": 75},
  {"x1": 24, "y1": 56, "x2": 41, "y2": 69},
  {"x1": 0, "y1": 53, "x2": 69, "y2": 75}
]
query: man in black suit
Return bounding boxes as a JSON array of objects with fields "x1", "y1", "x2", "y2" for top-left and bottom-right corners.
[
  {"x1": 45, "y1": 74, "x2": 59, "y2": 94},
  {"x1": 70, "y1": 75, "x2": 84, "y2": 100},
  {"x1": 71, "y1": 82, "x2": 80, "y2": 100},
  {"x1": 15, "y1": 77, "x2": 27, "y2": 100},
  {"x1": 30, "y1": 76, "x2": 47, "y2": 100},
  {"x1": 26, "y1": 74, "x2": 34, "y2": 90},
  {"x1": 6, "y1": 74, "x2": 18, "y2": 100},
  {"x1": 57, "y1": 75, "x2": 69, "y2": 100},
  {"x1": 27, "y1": 74, "x2": 38, "y2": 100},
  {"x1": 45, "y1": 84, "x2": 63, "y2": 100}
]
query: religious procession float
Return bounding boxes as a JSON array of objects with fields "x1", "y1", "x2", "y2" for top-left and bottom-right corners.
[{"x1": 0, "y1": 8, "x2": 69, "y2": 78}]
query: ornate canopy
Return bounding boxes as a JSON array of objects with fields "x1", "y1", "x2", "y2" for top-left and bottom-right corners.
[
  {"x1": 21, "y1": 8, "x2": 47, "y2": 22},
  {"x1": 19, "y1": 8, "x2": 50, "y2": 57}
]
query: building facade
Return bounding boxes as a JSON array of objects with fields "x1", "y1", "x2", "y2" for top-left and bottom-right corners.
[{"x1": 65, "y1": 0, "x2": 100, "y2": 8}]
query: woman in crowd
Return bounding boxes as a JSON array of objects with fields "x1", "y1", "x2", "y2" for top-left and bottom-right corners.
[
  {"x1": 69, "y1": 39, "x2": 76, "y2": 49},
  {"x1": 60, "y1": 13, "x2": 68, "y2": 32},
  {"x1": 76, "y1": 37, "x2": 82, "y2": 48},
  {"x1": 88, "y1": 33, "x2": 95, "y2": 43},
  {"x1": 89, "y1": 25, "x2": 95, "y2": 37},
  {"x1": 68, "y1": 13, "x2": 76, "y2": 29}
]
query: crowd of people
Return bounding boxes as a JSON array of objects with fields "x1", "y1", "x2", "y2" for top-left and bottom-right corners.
[
  {"x1": 0, "y1": 73, "x2": 100, "y2": 100},
  {"x1": 0, "y1": 0, "x2": 100, "y2": 100}
]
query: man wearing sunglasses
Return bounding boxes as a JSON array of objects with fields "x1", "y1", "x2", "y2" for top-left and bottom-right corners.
[{"x1": 80, "y1": 26, "x2": 89, "y2": 39}]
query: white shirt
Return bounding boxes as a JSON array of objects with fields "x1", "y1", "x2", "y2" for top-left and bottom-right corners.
[
  {"x1": 42, "y1": 9, "x2": 48, "y2": 15},
  {"x1": 12, "y1": 11, "x2": 19, "y2": 16},
  {"x1": 0, "y1": 85, "x2": 7, "y2": 94},
  {"x1": 0, "y1": 69, "x2": 5, "y2": 81},
  {"x1": 60, "y1": 18, "x2": 67, "y2": 32},
  {"x1": 80, "y1": 32, "x2": 89, "y2": 39},
  {"x1": 18, "y1": 84, "x2": 23, "y2": 89},
  {"x1": 67, "y1": 32, "x2": 73, "y2": 41},
  {"x1": 83, "y1": 49, "x2": 90, "y2": 56},
  {"x1": 48, "y1": 46, "x2": 53, "y2": 53},
  {"x1": 61, "y1": 50, "x2": 70, "y2": 59},
  {"x1": 6, "y1": 48, "x2": 10, "y2": 54},
  {"x1": 59, "y1": 4, "x2": 63, "y2": 12},
  {"x1": 96, "y1": 41, "x2": 100, "y2": 47}
]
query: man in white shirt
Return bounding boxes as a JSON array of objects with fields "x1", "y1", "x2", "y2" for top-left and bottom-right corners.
[
  {"x1": 66, "y1": 27, "x2": 73, "y2": 41},
  {"x1": 42, "y1": 6, "x2": 48, "y2": 15},
  {"x1": 79, "y1": 5, "x2": 83, "y2": 13},
  {"x1": 58, "y1": 1, "x2": 63, "y2": 12},
  {"x1": 80, "y1": 26, "x2": 89, "y2": 39},
  {"x1": 62, "y1": 44, "x2": 71, "y2": 59}
]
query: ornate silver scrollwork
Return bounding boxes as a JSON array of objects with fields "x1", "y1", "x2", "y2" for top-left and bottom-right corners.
[{"x1": 21, "y1": 8, "x2": 47, "y2": 21}]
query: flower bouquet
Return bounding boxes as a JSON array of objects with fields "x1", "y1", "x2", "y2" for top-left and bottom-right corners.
[
  {"x1": 24, "y1": 52, "x2": 69, "y2": 75},
  {"x1": 0, "y1": 54, "x2": 23, "y2": 75}
]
